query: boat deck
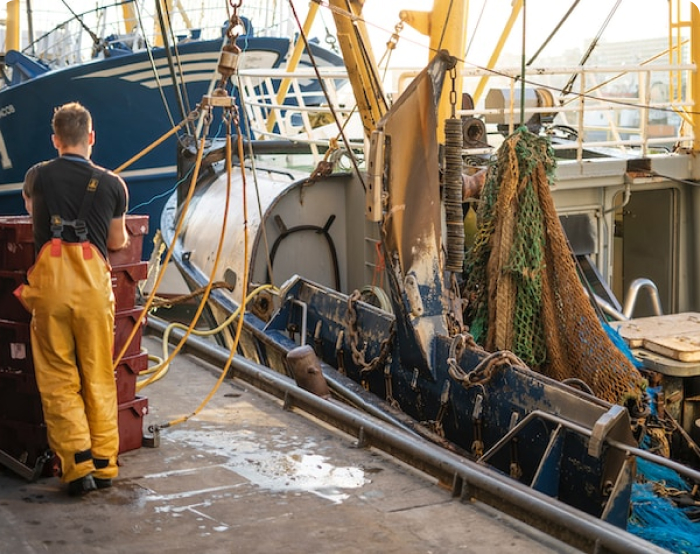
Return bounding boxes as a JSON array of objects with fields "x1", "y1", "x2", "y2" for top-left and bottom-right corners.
[{"x1": 0, "y1": 333, "x2": 578, "y2": 554}]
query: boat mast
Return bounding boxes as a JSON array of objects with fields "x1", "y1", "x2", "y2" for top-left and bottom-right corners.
[
  {"x1": 25, "y1": 0, "x2": 34, "y2": 54},
  {"x1": 4, "y1": 0, "x2": 20, "y2": 51}
]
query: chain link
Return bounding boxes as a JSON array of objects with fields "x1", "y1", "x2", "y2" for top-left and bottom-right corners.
[
  {"x1": 346, "y1": 290, "x2": 395, "y2": 374},
  {"x1": 383, "y1": 360, "x2": 401, "y2": 409},
  {"x1": 446, "y1": 334, "x2": 525, "y2": 390}
]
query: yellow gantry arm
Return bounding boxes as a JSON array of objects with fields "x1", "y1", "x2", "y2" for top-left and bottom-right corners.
[
  {"x1": 266, "y1": 2, "x2": 321, "y2": 134},
  {"x1": 690, "y1": 1, "x2": 700, "y2": 152},
  {"x1": 471, "y1": 0, "x2": 523, "y2": 105},
  {"x1": 400, "y1": 0, "x2": 468, "y2": 141},
  {"x1": 327, "y1": 0, "x2": 388, "y2": 139}
]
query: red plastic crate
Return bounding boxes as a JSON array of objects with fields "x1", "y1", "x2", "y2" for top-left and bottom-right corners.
[
  {"x1": 0, "y1": 419, "x2": 56, "y2": 476},
  {"x1": 0, "y1": 319, "x2": 32, "y2": 373},
  {"x1": 118, "y1": 395, "x2": 148, "y2": 453},
  {"x1": 115, "y1": 351, "x2": 148, "y2": 404},
  {"x1": 108, "y1": 215, "x2": 149, "y2": 266},
  {"x1": 0, "y1": 216, "x2": 35, "y2": 271},
  {"x1": 111, "y1": 261, "x2": 147, "y2": 311},
  {"x1": 0, "y1": 269, "x2": 31, "y2": 322},
  {"x1": 0, "y1": 369, "x2": 37, "y2": 393},
  {"x1": 113, "y1": 306, "x2": 146, "y2": 359},
  {"x1": 0, "y1": 387, "x2": 44, "y2": 423}
]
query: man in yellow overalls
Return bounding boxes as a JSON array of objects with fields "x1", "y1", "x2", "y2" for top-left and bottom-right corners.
[{"x1": 15, "y1": 102, "x2": 129, "y2": 496}]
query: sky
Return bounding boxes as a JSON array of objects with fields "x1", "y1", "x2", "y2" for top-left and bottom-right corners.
[
  {"x1": 359, "y1": 0, "x2": 676, "y2": 67},
  {"x1": 3, "y1": 0, "x2": 687, "y2": 66}
]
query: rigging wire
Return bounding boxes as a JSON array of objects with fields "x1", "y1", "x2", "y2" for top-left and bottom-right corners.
[
  {"x1": 288, "y1": 0, "x2": 367, "y2": 191},
  {"x1": 58, "y1": 0, "x2": 105, "y2": 56},
  {"x1": 463, "y1": 0, "x2": 487, "y2": 59},
  {"x1": 561, "y1": 0, "x2": 623, "y2": 97},
  {"x1": 526, "y1": 0, "x2": 580, "y2": 66},
  {"x1": 154, "y1": 0, "x2": 192, "y2": 133},
  {"x1": 133, "y1": 0, "x2": 178, "y2": 130},
  {"x1": 162, "y1": 0, "x2": 195, "y2": 117},
  {"x1": 436, "y1": 0, "x2": 456, "y2": 53}
]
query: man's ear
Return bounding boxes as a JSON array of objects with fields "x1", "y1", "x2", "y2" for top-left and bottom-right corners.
[
  {"x1": 88, "y1": 129, "x2": 95, "y2": 146},
  {"x1": 51, "y1": 134, "x2": 60, "y2": 150}
]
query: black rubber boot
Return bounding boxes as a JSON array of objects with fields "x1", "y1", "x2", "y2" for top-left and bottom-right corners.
[
  {"x1": 67, "y1": 474, "x2": 97, "y2": 497},
  {"x1": 93, "y1": 477, "x2": 112, "y2": 489}
]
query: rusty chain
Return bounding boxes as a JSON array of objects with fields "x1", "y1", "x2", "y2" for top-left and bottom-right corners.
[
  {"x1": 346, "y1": 290, "x2": 395, "y2": 374},
  {"x1": 447, "y1": 334, "x2": 526, "y2": 390}
]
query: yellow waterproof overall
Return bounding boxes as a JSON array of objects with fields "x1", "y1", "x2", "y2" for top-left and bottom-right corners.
[{"x1": 15, "y1": 177, "x2": 119, "y2": 484}]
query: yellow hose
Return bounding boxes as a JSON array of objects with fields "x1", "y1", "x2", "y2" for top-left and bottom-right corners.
[
  {"x1": 136, "y1": 283, "x2": 277, "y2": 390},
  {"x1": 161, "y1": 129, "x2": 252, "y2": 429}
]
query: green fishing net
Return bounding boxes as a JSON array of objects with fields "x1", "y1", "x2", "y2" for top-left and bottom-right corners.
[{"x1": 464, "y1": 127, "x2": 645, "y2": 404}]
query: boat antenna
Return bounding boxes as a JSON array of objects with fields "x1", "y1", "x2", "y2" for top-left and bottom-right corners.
[
  {"x1": 59, "y1": 0, "x2": 107, "y2": 57},
  {"x1": 560, "y1": 0, "x2": 622, "y2": 97}
]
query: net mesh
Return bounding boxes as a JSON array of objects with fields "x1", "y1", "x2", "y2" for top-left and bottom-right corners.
[{"x1": 463, "y1": 128, "x2": 646, "y2": 405}]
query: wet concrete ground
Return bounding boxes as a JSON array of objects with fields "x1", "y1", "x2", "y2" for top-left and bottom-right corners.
[{"x1": 0, "y1": 335, "x2": 580, "y2": 554}]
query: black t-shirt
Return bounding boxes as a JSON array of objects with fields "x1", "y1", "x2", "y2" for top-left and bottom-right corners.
[{"x1": 23, "y1": 155, "x2": 128, "y2": 260}]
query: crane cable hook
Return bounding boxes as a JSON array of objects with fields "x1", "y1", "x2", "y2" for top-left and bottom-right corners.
[{"x1": 216, "y1": 1, "x2": 245, "y2": 89}]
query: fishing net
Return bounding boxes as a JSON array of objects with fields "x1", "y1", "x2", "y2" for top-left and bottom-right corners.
[
  {"x1": 463, "y1": 127, "x2": 646, "y2": 405},
  {"x1": 628, "y1": 458, "x2": 700, "y2": 552}
]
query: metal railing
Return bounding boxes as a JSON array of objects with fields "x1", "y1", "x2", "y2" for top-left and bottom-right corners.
[
  {"x1": 454, "y1": 63, "x2": 696, "y2": 160},
  {"x1": 235, "y1": 61, "x2": 697, "y2": 164},
  {"x1": 236, "y1": 67, "x2": 362, "y2": 163}
]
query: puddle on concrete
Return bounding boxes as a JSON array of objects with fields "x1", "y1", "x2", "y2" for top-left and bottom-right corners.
[{"x1": 165, "y1": 427, "x2": 366, "y2": 503}]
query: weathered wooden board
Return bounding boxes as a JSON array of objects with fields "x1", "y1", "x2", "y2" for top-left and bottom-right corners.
[
  {"x1": 643, "y1": 332, "x2": 700, "y2": 362},
  {"x1": 610, "y1": 313, "x2": 700, "y2": 349}
]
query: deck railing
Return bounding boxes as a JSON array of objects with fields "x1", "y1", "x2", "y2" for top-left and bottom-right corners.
[
  {"x1": 236, "y1": 61, "x2": 697, "y2": 164},
  {"x1": 235, "y1": 67, "x2": 362, "y2": 163}
]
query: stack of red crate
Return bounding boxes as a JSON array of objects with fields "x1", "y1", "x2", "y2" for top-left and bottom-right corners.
[
  {"x1": 108, "y1": 215, "x2": 150, "y2": 453},
  {"x1": 0, "y1": 214, "x2": 150, "y2": 479},
  {"x1": 0, "y1": 216, "x2": 53, "y2": 475}
]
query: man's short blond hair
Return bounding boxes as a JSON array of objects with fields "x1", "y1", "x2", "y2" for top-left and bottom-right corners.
[{"x1": 52, "y1": 102, "x2": 92, "y2": 147}]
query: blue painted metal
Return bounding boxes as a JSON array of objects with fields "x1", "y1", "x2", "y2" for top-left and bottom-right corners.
[{"x1": 262, "y1": 276, "x2": 636, "y2": 522}]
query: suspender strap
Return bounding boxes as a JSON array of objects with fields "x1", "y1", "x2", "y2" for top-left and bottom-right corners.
[
  {"x1": 49, "y1": 215, "x2": 63, "y2": 256},
  {"x1": 73, "y1": 170, "x2": 102, "y2": 242},
  {"x1": 47, "y1": 168, "x2": 104, "y2": 259}
]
